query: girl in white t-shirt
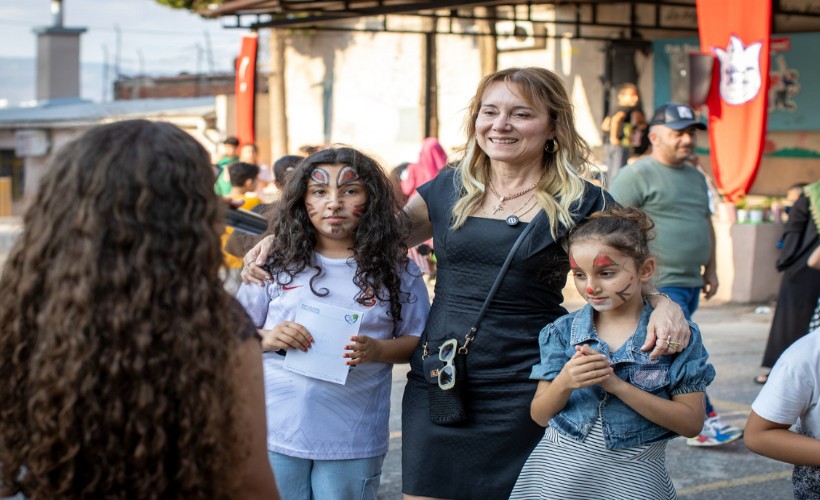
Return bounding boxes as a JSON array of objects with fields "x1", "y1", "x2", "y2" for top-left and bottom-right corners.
[
  {"x1": 237, "y1": 147, "x2": 430, "y2": 500},
  {"x1": 746, "y1": 327, "x2": 820, "y2": 498}
]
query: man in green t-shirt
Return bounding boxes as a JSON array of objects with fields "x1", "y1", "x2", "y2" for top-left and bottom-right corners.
[{"x1": 610, "y1": 103, "x2": 742, "y2": 448}]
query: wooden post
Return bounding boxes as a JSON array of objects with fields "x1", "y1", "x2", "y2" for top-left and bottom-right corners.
[
  {"x1": 478, "y1": 6, "x2": 498, "y2": 77},
  {"x1": 0, "y1": 177, "x2": 11, "y2": 216},
  {"x1": 269, "y1": 29, "x2": 289, "y2": 159}
]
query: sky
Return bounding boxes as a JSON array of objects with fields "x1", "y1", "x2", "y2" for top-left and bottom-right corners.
[{"x1": 0, "y1": 0, "x2": 251, "y2": 75}]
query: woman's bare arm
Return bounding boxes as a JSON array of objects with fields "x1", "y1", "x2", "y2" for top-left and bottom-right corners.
[
  {"x1": 403, "y1": 195, "x2": 434, "y2": 247},
  {"x1": 231, "y1": 339, "x2": 280, "y2": 499}
]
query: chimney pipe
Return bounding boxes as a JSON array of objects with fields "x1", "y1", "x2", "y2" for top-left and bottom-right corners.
[{"x1": 51, "y1": 0, "x2": 63, "y2": 28}]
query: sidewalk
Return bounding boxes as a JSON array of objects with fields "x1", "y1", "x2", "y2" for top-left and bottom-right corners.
[{"x1": 381, "y1": 298, "x2": 792, "y2": 499}]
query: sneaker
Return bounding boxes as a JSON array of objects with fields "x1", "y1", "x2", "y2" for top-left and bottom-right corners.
[{"x1": 686, "y1": 415, "x2": 743, "y2": 447}]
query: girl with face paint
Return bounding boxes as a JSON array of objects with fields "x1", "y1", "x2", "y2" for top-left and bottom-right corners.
[
  {"x1": 511, "y1": 207, "x2": 715, "y2": 499},
  {"x1": 235, "y1": 147, "x2": 430, "y2": 500}
]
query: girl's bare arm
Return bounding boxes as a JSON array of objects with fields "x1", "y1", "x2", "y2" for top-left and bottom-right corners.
[{"x1": 745, "y1": 411, "x2": 820, "y2": 466}]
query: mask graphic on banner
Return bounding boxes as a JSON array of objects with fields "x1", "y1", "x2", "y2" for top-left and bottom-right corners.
[{"x1": 713, "y1": 35, "x2": 763, "y2": 106}]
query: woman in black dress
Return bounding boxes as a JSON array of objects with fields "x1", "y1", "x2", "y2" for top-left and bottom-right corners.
[
  {"x1": 399, "y1": 67, "x2": 688, "y2": 500},
  {"x1": 243, "y1": 67, "x2": 689, "y2": 500}
]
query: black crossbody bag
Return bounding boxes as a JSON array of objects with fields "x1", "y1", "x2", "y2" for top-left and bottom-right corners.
[{"x1": 422, "y1": 211, "x2": 545, "y2": 425}]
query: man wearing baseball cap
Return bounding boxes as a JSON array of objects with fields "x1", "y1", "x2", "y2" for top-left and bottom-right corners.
[{"x1": 610, "y1": 103, "x2": 743, "y2": 447}]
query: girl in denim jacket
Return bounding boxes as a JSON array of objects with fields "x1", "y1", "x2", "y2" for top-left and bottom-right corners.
[{"x1": 511, "y1": 207, "x2": 715, "y2": 499}]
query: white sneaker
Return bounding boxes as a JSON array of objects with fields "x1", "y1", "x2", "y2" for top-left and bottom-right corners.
[{"x1": 686, "y1": 415, "x2": 743, "y2": 447}]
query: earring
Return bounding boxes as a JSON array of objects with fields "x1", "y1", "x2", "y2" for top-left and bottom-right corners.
[{"x1": 544, "y1": 139, "x2": 560, "y2": 154}]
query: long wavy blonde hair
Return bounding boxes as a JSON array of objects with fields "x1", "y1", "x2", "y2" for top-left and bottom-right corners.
[{"x1": 452, "y1": 67, "x2": 594, "y2": 236}]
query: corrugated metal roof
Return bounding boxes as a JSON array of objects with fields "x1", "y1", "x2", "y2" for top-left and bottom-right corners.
[{"x1": 0, "y1": 97, "x2": 215, "y2": 128}]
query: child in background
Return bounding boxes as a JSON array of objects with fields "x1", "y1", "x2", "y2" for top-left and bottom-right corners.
[
  {"x1": 222, "y1": 162, "x2": 261, "y2": 293},
  {"x1": 511, "y1": 207, "x2": 715, "y2": 499},
  {"x1": 236, "y1": 147, "x2": 430, "y2": 500},
  {"x1": 747, "y1": 324, "x2": 820, "y2": 498}
]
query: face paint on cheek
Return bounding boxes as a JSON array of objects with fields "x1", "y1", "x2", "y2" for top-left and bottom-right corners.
[
  {"x1": 310, "y1": 168, "x2": 330, "y2": 185},
  {"x1": 593, "y1": 253, "x2": 618, "y2": 271},
  {"x1": 615, "y1": 283, "x2": 632, "y2": 302},
  {"x1": 337, "y1": 166, "x2": 360, "y2": 185},
  {"x1": 351, "y1": 203, "x2": 365, "y2": 218},
  {"x1": 305, "y1": 201, "x2": 319, "y2": 217}
]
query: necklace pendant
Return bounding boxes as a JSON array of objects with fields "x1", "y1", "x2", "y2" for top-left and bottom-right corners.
[
  {"x1": 492, "y1": 202, "x2": 504, "y2": 214},
  {"x1": 505, "y1": 214, "x2": 520, "y2": 226}
]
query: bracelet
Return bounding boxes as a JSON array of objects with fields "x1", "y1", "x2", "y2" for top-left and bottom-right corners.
[{"x1": 645, "y1": 292, "x2": 671, "y2": 300}]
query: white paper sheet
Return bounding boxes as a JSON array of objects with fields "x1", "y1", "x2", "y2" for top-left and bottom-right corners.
[{"x1": 283, "y1": 299, "x2": 363, "y2": 385}]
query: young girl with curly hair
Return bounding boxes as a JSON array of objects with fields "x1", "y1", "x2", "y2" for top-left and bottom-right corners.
[
  {"x1": 236, "y1": 147, "x2": 430, "y2": 500},
  {"x1": 511, "y1": 207, "x2": 715, "y2": 499},
  {"x1": 0, "y1": 120, "x2": 278, "y2": 498}
]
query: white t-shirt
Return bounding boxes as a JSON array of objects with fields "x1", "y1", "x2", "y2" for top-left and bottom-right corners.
[
  {"x1": 752, "y1": 328, "x2": 820, "y2": 439},
  {"x1": 237, "y1": 253, "x2": 430, "y2": 460}
]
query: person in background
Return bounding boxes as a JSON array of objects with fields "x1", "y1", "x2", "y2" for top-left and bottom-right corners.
[
  {"x1": 222, "y1": 162, "x2": 262, "y2": 294},
  {"x1": 601, "y1": 83, "x2": 646, "y2": 182},
  {"x1": 610, "y1": 102, "x2": 743, "y2": 447},
  {"x1": 236, "y1": 147, "x2": 429, "y2": 500},
  {"x1": 401, "y1": 138, "x2": 449, "y2": 280},
  {"x1": 272, "y1": 154, "x2": 303, "y2": 193},
  {"x1": 746, "y1": 326, "x2": 820, "y2": 498},
  {"x1": 0, "y1": 120, "x2": 277, "y2": 498},
  {"x1": 215, "y1": 135, "x2": 240, "y2": 196},
  {"x1": 511, "y1": 207, "x2": 714, "y2": 499},
  {"x1": 757, "y1": 181, "x2": 820, "y2": 384},
  {"x1": 224, "y1": 155, "x2": 304, "y2": 262}
]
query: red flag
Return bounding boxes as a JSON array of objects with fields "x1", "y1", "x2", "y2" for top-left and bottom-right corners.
[
  {"x1": 696, "y1": 0, "x2": 771, "y2": 202},
  {"x1": 235, "y1": 33, "x2": 258, "y2": 145}
]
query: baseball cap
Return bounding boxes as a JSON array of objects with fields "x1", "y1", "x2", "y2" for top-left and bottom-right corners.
[{"x1": 649, "y1": 103, "x2": 707, "y2": 131}]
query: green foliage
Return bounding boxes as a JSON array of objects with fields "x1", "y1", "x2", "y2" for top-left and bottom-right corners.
[{"x1": 155, "y1": 0, "x2": 227, "y2": 12}]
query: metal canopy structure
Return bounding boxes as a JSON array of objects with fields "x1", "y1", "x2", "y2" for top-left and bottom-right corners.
[
  {"x1": 204, "y1": 0, "x2": 820, "y2": 39},
  {"x1": 205, "y1": 0, "x2": 699, "y2": 39}
]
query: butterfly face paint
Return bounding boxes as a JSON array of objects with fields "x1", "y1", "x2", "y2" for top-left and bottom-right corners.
[
  {"x1": 305, "y1": 163, "x2": 368, "y2": 255},
  {"x1": 569, "y1": 242, "x2": 645, "y2": 314}
]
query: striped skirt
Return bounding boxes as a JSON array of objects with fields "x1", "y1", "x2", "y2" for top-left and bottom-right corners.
[{"x1": 510, "y1": 418, "x2": 676, "y2": 499}]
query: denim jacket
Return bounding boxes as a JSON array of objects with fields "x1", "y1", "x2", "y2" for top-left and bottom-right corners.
[{"x1": 531, "y1": 302, "x2": 715, "y2": 449}]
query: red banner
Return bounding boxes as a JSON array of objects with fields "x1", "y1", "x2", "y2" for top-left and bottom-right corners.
[
  {"x1": 696, "y1": 0, "x2": 771, "y2": 202},
  {"x1": 235, "y1": 33, "x2": 258, "y2": 146}
]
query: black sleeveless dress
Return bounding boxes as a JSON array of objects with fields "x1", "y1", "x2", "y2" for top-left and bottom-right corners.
[{"x1": 401, "y1": 170, "x2": 614, "y2": 499}]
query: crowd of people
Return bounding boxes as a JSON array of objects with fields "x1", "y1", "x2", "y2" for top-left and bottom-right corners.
[{"x1": 0, "y1": 65, "x2": 816, "y2": 499}]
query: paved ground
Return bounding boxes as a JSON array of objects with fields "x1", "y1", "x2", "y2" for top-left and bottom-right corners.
[{"x1": 381, "y1": 294, "x2": 794, "y2": 499}]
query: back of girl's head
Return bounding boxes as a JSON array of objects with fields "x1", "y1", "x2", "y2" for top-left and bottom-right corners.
[
  {"x1": 568, "y1": 206, "x2": 656, "y2": 265},
  {"x1": 0, "y1": 119, "x2": 240, "y2": 497}
]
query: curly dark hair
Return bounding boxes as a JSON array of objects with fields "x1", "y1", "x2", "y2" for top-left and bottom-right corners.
[
  {"x1": 265, "y1": 147, "x2": 411, "y2": 329},
  {"x1": 0, "y1": 120, "x2": 246, "y2": 498}
]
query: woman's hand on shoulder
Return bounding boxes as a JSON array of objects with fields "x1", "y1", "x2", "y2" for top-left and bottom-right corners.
[
  {"x1": 259, "y1": 322, "x2": 313, "y2": 352},
  {"x1": 643, "y1": 294, "x2": 690, "y2": 359},
  {"x1": 242, "y1": 235, "x2": 275, "y2": 285}
]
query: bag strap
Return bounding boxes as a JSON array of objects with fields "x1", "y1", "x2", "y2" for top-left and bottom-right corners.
[{"x1": 459, "y1": 210, "x2": 545, "y2": 353}]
